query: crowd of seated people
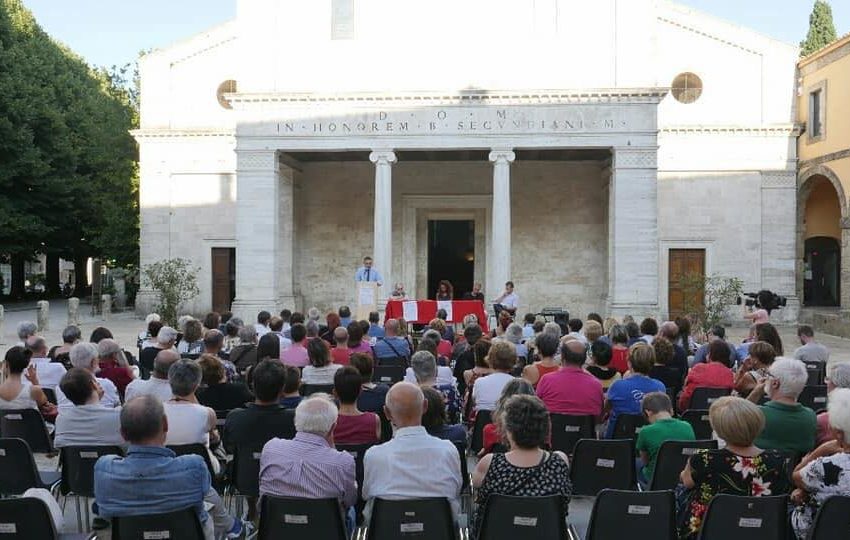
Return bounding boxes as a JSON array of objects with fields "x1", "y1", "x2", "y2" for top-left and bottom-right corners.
[{"x1": 1, "y1": 307, "x2": 847, "y2": 539}]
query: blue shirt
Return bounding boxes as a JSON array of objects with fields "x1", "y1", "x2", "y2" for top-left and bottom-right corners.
[
  {"x1": 367, "y1": 324, "x2": 385, "y2": 338},
  {"x1": 372, "y1": 336, "x2": 411, "y2": 359},
  {"x1": 522, "y1": 324, "x2": 535, "y2": 339},
  {"x1": 605, "y1": 376, "x2": 666, "y2": 438},
  {"x1": 354, "y1": 267, "x2": 383, "y2": 283},
  {"x1": 94, "y1": 445, "x2": 211, "y2": 524}
]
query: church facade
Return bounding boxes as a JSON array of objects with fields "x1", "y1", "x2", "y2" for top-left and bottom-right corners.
[{"x1": 134, "y1": 0, "x2": 800, "y2": 322}]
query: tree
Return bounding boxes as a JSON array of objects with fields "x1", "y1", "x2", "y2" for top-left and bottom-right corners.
[
  {"x1": 800, "y1": 1, "x2": 837, "y2": 57},
  {"x1": 680, "y1": 273, "x2": 744, "y2": 332},
  {"x1": 143, "y1": 258, "x2": 200, "y2": 326}
]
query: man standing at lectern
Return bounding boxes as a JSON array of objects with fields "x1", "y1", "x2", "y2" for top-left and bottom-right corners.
[{"x1": 355, "y1": 256, "x2": 383, "y2": 287}]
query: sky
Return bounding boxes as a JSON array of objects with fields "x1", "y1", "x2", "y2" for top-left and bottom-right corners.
[{"x1": 20, "y1": 0, "x2": 850, "y2": 69}]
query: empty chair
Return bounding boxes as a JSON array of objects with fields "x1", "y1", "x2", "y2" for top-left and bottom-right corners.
[
  {"x1": 0, "y1": 408, "x2": 54, "y2": 453},
  {"x1": 366, "y1": 497, "x2": 456, "y2": 540},
  {"x1": 470, "y1": 410, "x2": 493, "y2": 453},
  {"x1": 697, "y1": 494, "x2": 789, "y2": 540},
  {"x1": 372, "y1": 365, "x2": 405, "y2": 385},
  {"x1": 477, "y1": 494, "x2": 569, "y2": 540},
  {"x1": 301, "y1": 384, "x2": 335, "y2": 397},
  {"x1": 649, "y1": 440, "x2": 718, "y2": 491},
  {"x1": 0, "y1": 497, "x2": 94, "y2": 540},
  {"x1": 549, "y1": 414, "x2": 595, "y2": 455},
  {"x1": 799, "y1": 385, "x2": 828, "y2": 411},
  {"x1": 112, "y1": 507, "x2": 205, "y2": 540},
  {"x1": 586, "y1": 489, "x2": 676, "y2": 540},
  {"x1": 689, "y1": 387, "x2": 731, "y2": 410},
  {"x1": 804, "y1": 494, "x2": 850, "y2": 540},
  {"x1": 0, "y1": 438, "x2": 60, "y2": 496},
  {"x1": 680, "y1": 410, "x2": 713, "y2": 440},
  {"x1": 258, "y1": 496, "x2": 348, "y2": 540},
  {"x1": 611, "y1": 414, "x2": 647, "y2": 440},
  {"x1": 60, "y1": 446, "x2": 125, "y2": 532},
  {"x1": 570, "y1": 439, "x2": 636, "y2": 496},
  {"x1": 230, "y1": 442, "x2": 264, "y2": 499}
]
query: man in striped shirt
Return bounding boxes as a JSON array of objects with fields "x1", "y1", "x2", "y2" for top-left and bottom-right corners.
[{"x1": 259, "y1": 394, "x2": 357, "y2": 508}]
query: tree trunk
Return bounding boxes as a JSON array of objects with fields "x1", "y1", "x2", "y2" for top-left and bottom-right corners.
[
  {"x1": 9, "y1": 254, "x2": 26, "y2": 299},
  {"x1": 73, "y1": 253, "x2": 89, "y2": 296},
  {"x1": 45, "y1": 253, "x2": 61, "y2": 296}
]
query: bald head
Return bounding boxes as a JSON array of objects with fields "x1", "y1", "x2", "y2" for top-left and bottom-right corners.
[
  {"x1": 659, "y1": 321, "x2": 679, "y2": 340},
  {"x1": 153, "y1": 349, "x2": 180, "y2": 379},
  {"x1": 121, "y1": 395, "x2": 167, "y2": 445},
  {"x1": 561, "y1": 339, "x2": 588, "y2": 366},
  {"x1": 334, "y1": 326, "x2": 348, "y2": 345},
  {"x1": 385, "y1": 382, "x2": 426, "y2": 428}
]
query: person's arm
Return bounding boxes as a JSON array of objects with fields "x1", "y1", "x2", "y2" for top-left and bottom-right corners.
[
  {"x1": 680, "y1": 459, "x2": 695, "y2": 489},
  {"x1": 341, "y1": 455, "x2": 359, "y2": 509},
  {"x1": 733, "y1": 361, "x2": 758, "y2": 395},
  {"x1": 206, "y1": 408, "x2": 220, "y2": 446},
  {"x1": 747, "y1": 381, "x2": 767, "y2": 404},
  {"x1": 373, "y1": 413, "x2": 382, "y2": 441},
  {"x1": 521, "y1": 364, "x2": 539, "y2": 386},
  {"x1": 472, "y1": 453, "x2": 494, "y2": 488}
]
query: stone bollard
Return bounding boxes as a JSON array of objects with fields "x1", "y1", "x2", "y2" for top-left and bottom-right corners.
[
  {"x1": 0, "y1": 304, "x2": 4, "y2": 345},
  {"x1": 37, "y1": 300, "x2": 49, "y2": 332},
  {"x1": 101, "y1": 294, "x2": 111, "y2": 321},
  {"x1": 67, "y1": 297, "x2": 80, "y2": 327}
]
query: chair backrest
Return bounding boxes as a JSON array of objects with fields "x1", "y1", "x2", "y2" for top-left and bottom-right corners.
[
  {"x1": 611, "y1": 414, "x2": 647, "y2": 440},
  {"x1": 0, "y1": 438, "x2": 44, "y2": 495},
  {"x1": 799, "y1": 385, "x2": 828, "y2": 411},
  {"x1": 258, "y1": 495, "x2": 348, "y2": 540},
  {"x1": 680, "y1": 410, "x2": 713, "y2": 440},
  {"x1": 336, "y1": 442, "x2": 377, "y2": 517},
  {"x1": 60, "y1": 445, "x2": 125, "y2": 497},
  {"x1": 0, "y1": 409, "x2": 54, "y2": 453},
  {"x1": 301, "y1": 384, "x2": 335, "y2": 397},
  {"x1": 453, "y1": 441, "x2": 469, "y2": 492},
  {"x1": 112, "y1": 507, "x2": 205, "y2": 540},
  {"x1": 802, "y1": 360, "x2": 826, "y2": 387},
  {"x1": 586, "y1": 489, "x2": 676, "y2": 540},
  {"x1": 0, "y1": 496, "x2": 61, "y2": 539},
  {"x1": 477, "y1": 494, "x2": 567, "y2": 540},
  {"x1": 470, "y1": 410, "x2": 493, "y2": 453},
  {"x1": 376, "y1": 356, "x2": 409, "y2": 368},
  {"x1": 42, "y1": 387, "x2": 57, "y2": 405},
  {"x1": 231, "y1": 442, "x2": 265, "y2": 498},
  {"x1": 366, "y1": 497, "x2": 455, "y2": 540},
  {"x1": 689, "y1": 387, "x2": 732, "y2": 410},
  {"x1": 372, "y1": 365, "x2": 406, "y2": 385},
  {"x1": 648, "y1": 440, "x2": 718, "y2": 491},
  {"x1": 570, "y1": 439, "x2": 636, "y2": 496},
  {"x1": 806, "y1": 494, "x2": 850, "y2": 540},
  {"x1": 166, "y1": 443, "x2": 216, "y2": 479},
  {"x1": 549, "y1": 414, "x2": 595, "y2": 455},
  {"x1": 697, "y1": 494, "x2": 789, "y2": 540}
]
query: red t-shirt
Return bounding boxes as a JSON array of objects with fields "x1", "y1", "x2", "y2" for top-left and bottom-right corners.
[
  {"x1": 331, "y1": 348, "x2": 351, "y2": 365},
  {"x1": 678, "y1": 362, "x2": 734, "y2": 411},
  {"x1": 610, "y1": 347, "x2": 629, "y2": 374},
  {"x1": 98, "y1": 360, "x2": 134, "y2": 398},
  {"x1": 536, "y1": 366, "x2": 604, "y2": 416},
  {"x1": 334, "y1": 412, "x2": 380, "y2": 445}
]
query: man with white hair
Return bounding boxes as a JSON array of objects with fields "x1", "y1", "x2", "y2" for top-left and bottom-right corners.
[
  {"x1": 748, "y1": 357, "x2": 817, "y2": 454},
  {"x1": 97, "y1": 338, "x2": 135, "y2": 399},
  {"x1": 26, "y1": 335, "x2": 66, "y2": 389},
  {"x1": 259, "y1": 394, "x2": 356, "y2": 507},
  {"x1": 55, "y1": 342, "x2": 120, "y2": 409},
  {"x1": 139, "y1": 326, "x2": 177, "y2": 377},
  {"x1": 16, "y1": 321, "x2": 37, "y2": 347}
]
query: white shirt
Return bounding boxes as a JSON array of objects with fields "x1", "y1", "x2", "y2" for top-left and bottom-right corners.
[
  {"x1": 30, "y1": 357, "x2": 67, "y2": 389},
  {"x1": 255, "y1": 323, "x2": 270, "y2": 338},
  {"x1": 56, "y1": 376, "x2": 119, "y2": 409},
  {"x1": 275, "y1": 332, "x2": 292, "y2": 351},
  {"x1": 404, "y1": 366, "x2": 456, "y2": 388},
  {"x1": 302, "y1": 364, "x2": 343, "y2": 385},
  {"x1": 472, "y1": 372, "x2": 514, "y2": 411},
  {"x1": 499, "y1": 292, "x2": 519, "y2": 308},
  {"x1": 124, "y1": 377, "x2": 173, "y2": 403},
  {"x1": 363, "y1": 426, "x2": 462, "y2": 522},
  {"x1": 54, "y1": 404, "x2": 124, "y2": 448}
]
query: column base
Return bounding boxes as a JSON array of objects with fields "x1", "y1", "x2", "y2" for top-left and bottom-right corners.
[
  {"x1": 134, "y1": 289, "x2": 159, "y2": 317},
  {"x1": 278, "y1": 294, "x2": 304, "y2": 313}
]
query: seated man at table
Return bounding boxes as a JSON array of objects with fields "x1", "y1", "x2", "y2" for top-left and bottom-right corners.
[
  {"x1": 373, "y1": 319, "x2": 411, "y2": 360},
  {"x1": 492, "y1": 281, "x2": 519, "y2": 318}
]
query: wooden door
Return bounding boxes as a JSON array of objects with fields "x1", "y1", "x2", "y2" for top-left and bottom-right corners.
[
  {"x1": 211, "y1": 248, "x2": 235, "y2": 313},
  {"x1": 668, "y1": 249, "x2": 705, "y2": 319}
]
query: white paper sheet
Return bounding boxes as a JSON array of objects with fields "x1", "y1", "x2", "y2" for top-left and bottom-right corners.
[
  {"x1": 358, "y1": 285, "x2": 376, "y2": 306},
  {"x1": 402, "y1": 301, "x2": 419, "y2": 322},
  {"x1": 437, "y1": 300, "x2": 453, "y2": 321}
]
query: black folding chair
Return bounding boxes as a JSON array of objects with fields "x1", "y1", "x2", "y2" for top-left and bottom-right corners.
[
  {"x1": 611, "y1": 414, "x2": 647, "y2": 440},
  {"x1": 549, "y1": 414, "x2": 595, "y2": 455},
  {"x1": 570, "y1": 439, "x2": 636, "y2": 496},
  {"x1": 680, "y1": 410, "x2": 713, "y2": 440},
  {"x1": 586, "y1": 489, "x2": 676, "y2": 540},
  {"x1": 802, "y1": 360, "x2": 826, "y2": 386},
  {"x1": 0, "y1": 497, "x2": 94, "y2": 540},
  {"x1": 366, "y1": 497, "x2": 456, "y2": 540},
  {"x1": 799, "y1": 385, "x2": 828, "y2": 411},
  {"x1": 697, "y1": 494, "x2": 789, "y2": 540},
  {"x1": 60, "y1": 445, "x2": 125, "y2": 532},
  {"x1": 689, "y1": 387, "x2": 731, "y2": 410},
  {"x1": 0, "y1": 437, "x2": 60, "y2": 496},
  {"x1": 648, "y1": 440, "x2": 718, "y2": 491},
  {"x1": 166, "y1": 443, "x2": 218, "y2": 482},
  {"x1": 337, "y1": 442, "x2": 377, "y2": 525},
  {"x1": 258, "y1": 495, "x2": 348, "y2": 540},
  {"x1": 470, "y1": 410, "x2": 493, "y2": 454},
  {"x1": 375, "y1": 356, "x2": 409, "y2": 368},
  {"x1": 0, "y1": 408, "x2": 54, "y2": 453},
  {"x1": 477, "y1": 494, "x2": 568, "y2": 540},
  {"x1": 301, "y1": 384, "x2": 335, "y2": 396},
  {"x1": 806, "y1": 494, "x2": 850, "y2": 540},
  {"x1": 372, "y1": 365, "x2": 405, "y2": 385},
  {"x1": 112, "y1": 507, "x2": 205, "y2": 540}
]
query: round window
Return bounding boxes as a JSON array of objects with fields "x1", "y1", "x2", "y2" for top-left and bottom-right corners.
[
  {"x1": 671, "y1": 72, "x2": 702, "y2": 104},
  {"x1": 216, "y1": 80, "x2": 237, "y2": 110}
]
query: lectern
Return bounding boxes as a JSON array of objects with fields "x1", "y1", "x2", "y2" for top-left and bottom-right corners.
[{"x1": 356, "y1": 281, "x2": 378, "y2": 321}]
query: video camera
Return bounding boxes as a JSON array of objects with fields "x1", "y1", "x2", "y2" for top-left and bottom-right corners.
[{"x1": 736, "y1": 289, "x2": 787, "y2": 314}]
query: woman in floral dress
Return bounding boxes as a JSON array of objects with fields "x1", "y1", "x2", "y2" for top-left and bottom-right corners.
[{"x1": 678, "y1": 396, "x2": 790, "y2": 538}]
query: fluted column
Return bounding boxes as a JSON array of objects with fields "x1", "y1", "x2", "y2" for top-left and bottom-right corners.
[
  {"x1": 489, "y1": 149, "x2": 515, "y2": 300},
  {"x1": 370, "y1": 150, "x2": 396, "y2": 297}
]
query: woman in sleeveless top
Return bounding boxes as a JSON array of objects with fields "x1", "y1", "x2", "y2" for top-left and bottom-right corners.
[
  {"x1": 521, "y1": 332, "x2": 560, "y2": 387},
  {"x1": 471, "y1": 395, "x2": 572, "y2": 537},
  {"x1": 333, "y1": 367, "x2": 381, "y2": 445},
  {"x1": 0, "y1": 347, "x2": 50, "y2": 412}
]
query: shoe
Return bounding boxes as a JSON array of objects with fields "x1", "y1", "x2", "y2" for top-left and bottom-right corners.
[
  {"x1": 92, "y1": 517, "x2": 110, "y2": 530},
  {"x1": 226, "y1": 518, "x2": 254, "y2": 539}
]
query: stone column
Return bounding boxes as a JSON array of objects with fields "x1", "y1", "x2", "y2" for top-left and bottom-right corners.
[
  {"x1": 843, "y1": 220, "x2": 850, "y2": 314},
  {"x1": 101, "y1": 294, "x2": 112, "y2": 321},
  {"x1": 761, "y1": 171, "x2": 800, "y2": 322},
  {"x1": 67, "y1": 297, "x2": 80, "y2": 326},
  {"x1": 277, "y1": 163, "x2": 299, "y2": 311},
  {"x1": 37, "y1": 301, "x2": 49, "y2": 332},
  {"x1": 231, "y1": 149, "x2": 282, "y2": 322},
  {"x1": 488, "y1": 149, "x2": 515, "y2": 300},
  {"x1": 608, "y1": 147, "x2": 659, "y2": 317},
  {"x1": 370, "y1": 150, "x2": 397, "y2": 299}
]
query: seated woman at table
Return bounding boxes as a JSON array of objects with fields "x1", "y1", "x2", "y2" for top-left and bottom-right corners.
[
  {"x1": 389, "y1": 282, "x2": 408, "y2": 301},
  {"x1": 435, "y1": 280, "x2": 454, "y2": 301}
]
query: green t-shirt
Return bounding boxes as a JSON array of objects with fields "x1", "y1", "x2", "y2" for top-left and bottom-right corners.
[
  {"x1": 755, "y1": 401, "x2": 817, "y2": 454},
  {"x1": 636, "y1": 417, "x2": 696, "y2": 480}
]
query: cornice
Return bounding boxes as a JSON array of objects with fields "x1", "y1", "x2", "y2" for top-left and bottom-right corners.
[
  {"x1": 132, "y1": 129, "x2": 235, "y2": 141},
  {"x1": 798, "y1": 33, "x2": 850, "y2": 76},
  {"x1": 656, "y1": 15, "x2": 760, "y2": 55},
  {"x1": 660, "y1": 124, "x2": 802, "y2": 136}
]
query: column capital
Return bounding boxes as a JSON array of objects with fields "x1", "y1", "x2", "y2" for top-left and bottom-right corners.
[
  {"x1": 613, "y1": 146, "x2": 657, "y2": 170},
  {"x1": 236, "y1": 149, "x2": 279, "y2": 173},
  {"x1": 369, "y1": 150, "x2": 397, "y2": 164},
  {"x1": 489, "y1": 149, "x2": 516, "y2": 164}
]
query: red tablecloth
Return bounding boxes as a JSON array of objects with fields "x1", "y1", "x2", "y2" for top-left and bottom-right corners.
[{"x1": 385, "y1": 300, "x2": 488, "y2": 333}]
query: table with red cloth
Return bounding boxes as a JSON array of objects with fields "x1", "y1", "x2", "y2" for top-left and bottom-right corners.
[{"x1": 385, "y1": 300, "x2": 489, "y2": 333}]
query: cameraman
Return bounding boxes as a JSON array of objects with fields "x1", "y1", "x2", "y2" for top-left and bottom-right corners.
[{"x1": 743, "y1": 303, "x2": 769, "y2": 325}]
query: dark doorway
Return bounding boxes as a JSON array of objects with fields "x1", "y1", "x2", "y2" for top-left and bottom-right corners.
[
  {"x1": 804, "y1": 236, "x2": 840, "y2": 307},
  {"x1": 427, "y1": 220, "x2": 474, "y2": 300},
  {"x1": 212, "y1": 248, "x2": 236, "y2": 313},
  {"x1": 668, "y1": 248, "x2": 706, "y2": 319}
]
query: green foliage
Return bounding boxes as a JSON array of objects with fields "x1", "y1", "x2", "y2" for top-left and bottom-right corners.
[
  {"x1": 680, "y1": 273, "x2": 744, "y2": 332},
  {"x1": 800, "y1": 0, "x2": 837, "y2": 57},
  {"x1": 142, "y1": 258, "x2": 200, "y2": 327}
]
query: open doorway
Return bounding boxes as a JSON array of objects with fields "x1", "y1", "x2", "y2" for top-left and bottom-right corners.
[
  {"x1": 427, "y1": 220, "x2": 474, "y2": 300},
  {"x1": 804, "y1": 237, "x2": 840, "y2": 306}
]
